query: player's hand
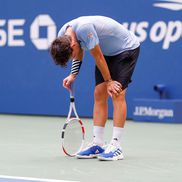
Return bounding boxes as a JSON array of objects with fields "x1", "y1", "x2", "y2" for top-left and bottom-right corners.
[
  {"x1": 63, "y1": 74, "x2": 76, "y2": 91},
  {"x1": 106, "y1": 80, "x2": 122, "y2": 97}
]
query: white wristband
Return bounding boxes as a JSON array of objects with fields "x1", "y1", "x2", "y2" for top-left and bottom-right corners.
[{"x1": 71, "y1": 60, "x2": 82, "y2": 75}]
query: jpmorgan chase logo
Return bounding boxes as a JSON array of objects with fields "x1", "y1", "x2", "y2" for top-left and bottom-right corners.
[
  {"x1": 30, "y1": 15, "x2": 56, "y2": 50},
  {"x1": 0, "y1": 14, "x2": 57, "y2": 50},
  {"x1": 133, "y1": 106, "x2": 174, "y2": 119}
]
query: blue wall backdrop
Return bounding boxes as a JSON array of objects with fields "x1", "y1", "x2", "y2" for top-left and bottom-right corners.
[{"x1": 0, "y1": 0, "x2": 182, "y2": 118}]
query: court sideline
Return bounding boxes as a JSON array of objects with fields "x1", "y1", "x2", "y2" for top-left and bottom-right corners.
[{"x1": 0, "y1": 114, "x2": 182, "y2": 182}]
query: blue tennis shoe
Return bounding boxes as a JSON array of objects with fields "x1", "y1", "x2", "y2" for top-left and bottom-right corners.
[
  {"x1": 76, "y1": 143, "x2": 104, "y2": 159},
  {"x1": 97, "y1": 144, "x2": 124, "y2": 161}
]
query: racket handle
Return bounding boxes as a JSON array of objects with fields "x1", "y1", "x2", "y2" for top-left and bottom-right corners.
[
  {"x1": 70, "y1": 97, "x2": 74, "y2": 102},
  {"x1": 69, "y1": 84, "x2": 74, "y2": 100}
]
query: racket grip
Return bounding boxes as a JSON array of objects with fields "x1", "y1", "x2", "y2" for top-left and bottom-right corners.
[{"x1": 70, "y1": 97, "x2": 74, "y2": 102}]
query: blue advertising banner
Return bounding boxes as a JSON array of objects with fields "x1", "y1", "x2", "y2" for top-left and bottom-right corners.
[
  {"x1": 0, "y1": 0, "x2": 182, "y2": 118},
  {"x1": 133, "y1": 99, "x2": 182, "y2": 123}
]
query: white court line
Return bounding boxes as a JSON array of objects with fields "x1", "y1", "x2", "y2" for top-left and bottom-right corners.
[{"x1": 0, "y1": 175, "x2": 79, "y2": 182}]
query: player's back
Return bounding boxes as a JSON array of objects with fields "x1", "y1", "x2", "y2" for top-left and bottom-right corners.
[{"x1": 58, "y1": 16, "x2": 140, "y2": 56}]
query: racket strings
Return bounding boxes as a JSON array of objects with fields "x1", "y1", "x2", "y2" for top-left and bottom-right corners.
[{"x1": 62, "y1": 118, "x2": 84, "y2": 156}]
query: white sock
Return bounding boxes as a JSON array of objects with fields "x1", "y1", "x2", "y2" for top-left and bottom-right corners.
[
  {"x1": 111, "y1": 127, "x2": 124, "y2": 148},
  {"x1": 93, "y1": 126, "x2": 104, "y2": 146}
]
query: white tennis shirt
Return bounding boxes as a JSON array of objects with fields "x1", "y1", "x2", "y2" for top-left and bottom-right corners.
[{"x1": 58, "y1": 16, "x2": 140, "y2": 56}]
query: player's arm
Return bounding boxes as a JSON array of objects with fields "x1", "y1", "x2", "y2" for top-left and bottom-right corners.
[
  {"x1": 63, "y1": 27, "x2": 84, "y2": 90},
  {"x1": 90, "y1": 45, "x2": 122, "y2": 96},
  {"x1": 78, "y1": 24, "x2": 121, "y2": 96},
  {"x1": 90, "y1": 45, "x2": 111, "y2": 82},
  {"x1": 70, "y1": 48, "x2": 84, "y2": 76},
  {"x1": 66, "y1": 26, "x2": 84, "y2": 77},
  {"x1": 77, "y1": 24, "x2": 112, "y2": 81},
  {"x1": 63, "y1": 45, "x2": 84, "y2": 90}
]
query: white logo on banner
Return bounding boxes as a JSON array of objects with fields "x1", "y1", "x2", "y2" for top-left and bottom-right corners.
[
  {"x1": 0, "y1": 19, "x2": 25, "y2": 46},
  {"x1": 153, "y1": 0, "x2": 182, "y2": 11},
  {"x1": 30, "y1": 15, "x2": 56, "y2": 50},
  {"x1": 0, "y1": 3, "x2": 181, "y2": 50},
  {"x1": 0, "y1": 15, "x2": 57, "y2": 50},
  {"x1": 133, "y1": 106, "x2": 174, "y2": 119}
]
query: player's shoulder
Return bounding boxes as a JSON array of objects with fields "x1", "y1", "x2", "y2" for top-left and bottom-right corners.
[
  {"x1": 77, "y1": 23, "x2": 93, "y2": 31},
  {"x1": 58, "y1": 24, "x2": 67, "y2": 37},
  {"x1": 74, "y1": 16, "x2": 94, "y2": 29},
  {"x1": 57, "y1": 18, "x2": 77, "y2": 37}
]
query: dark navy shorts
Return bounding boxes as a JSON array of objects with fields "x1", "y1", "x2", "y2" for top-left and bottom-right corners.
[{"x1": 95, "y1": 46, "x2": 140, "y2": 90}]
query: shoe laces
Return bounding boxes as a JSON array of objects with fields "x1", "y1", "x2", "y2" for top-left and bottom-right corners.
[
  {"x1": 104, "y1": 143, "x2": 118, "y2": 153},
  {"x1": 86, "y1": 140, "x2": 106, "y2": 147},
  {"x1": 83, "y1": 141, "x2": 99, "y2": 150}
]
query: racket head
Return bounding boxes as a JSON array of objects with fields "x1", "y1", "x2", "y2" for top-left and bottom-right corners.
[{"x1": 61, "y1": 117, "x2": 85, "y2": 157}]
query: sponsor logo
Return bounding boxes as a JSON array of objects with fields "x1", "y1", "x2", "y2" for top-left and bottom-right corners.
[
  {"x1": 153, "y1": 0, "x2": 182, "y2": 11},
  {"x1": 123, "y1": 20, "x2": 182, "y2": 50},
  {"x1": 87, "y1": 33, "x2": 93, "y2": 39},
  {"x1": 0, "y1": 15, "x2": 56, "y2": 50},
  {"x1": 133, "y1": 106, "x2": 174, "y2": 119},
  {"x1": 0, "y1": 1, "x2": 181, "y2": 50},
  {"x1": 95, "y1": 149, "x2": 100, "y2": 154}
]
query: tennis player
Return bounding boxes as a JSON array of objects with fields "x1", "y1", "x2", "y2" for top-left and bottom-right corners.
[{"x1": 50, "y1": 16, "x2": 140, "y2": 161}]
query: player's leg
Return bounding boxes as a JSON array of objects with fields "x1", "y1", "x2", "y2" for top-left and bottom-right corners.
[
  {"x1": 98, "y1": 47, "x2": 140, "y2": 161},
  {"x1": 112, "y1": 89, "x2": 127, "y2": 128},
  {"x1": 93, "y1": 83, "x2": 108, "y2": 145},
  {"x1": 111, "y1": 89, "x2": 126, "y2": 149},
  {"x1": 76, "y1": 84, "x2": 107, "y2": 159},
  {"x1": 109, "y1": 90, "x2": 126, "y2": 157},
  {"x1": 76, "y1": 72, "x2": 108, "y2": 159},
  {"x1": 93, "y1": 83, "x2": 108, "y2": 127},
  {"x1": 98, "y1": 91, "x2": 126, "y2": 161}
]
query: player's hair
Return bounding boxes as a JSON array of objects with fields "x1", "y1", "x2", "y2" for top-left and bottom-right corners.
[{"x1": 50, "y1": 35, "x2": 73, "y2": 67}]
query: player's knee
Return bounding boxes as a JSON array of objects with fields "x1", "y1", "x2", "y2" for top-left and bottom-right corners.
[
  {"x1": 120, "y1": 90, "x2": 126, "y2": 100},
  {"x1": 94, "y1": 86, "x2": 107, "y2": 102},
  {"x1": 113, "y1": 89, "x2": 126, "y2": 102}
]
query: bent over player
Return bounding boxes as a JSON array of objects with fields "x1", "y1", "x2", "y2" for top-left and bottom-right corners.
[{"x1": 50, "y1": 16, "x2": 140, "y2": 161}]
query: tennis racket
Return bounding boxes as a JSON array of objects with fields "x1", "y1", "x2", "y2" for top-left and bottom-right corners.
[{"x1": 61, "y1": 86, "x2": 85, "y2": 157}]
